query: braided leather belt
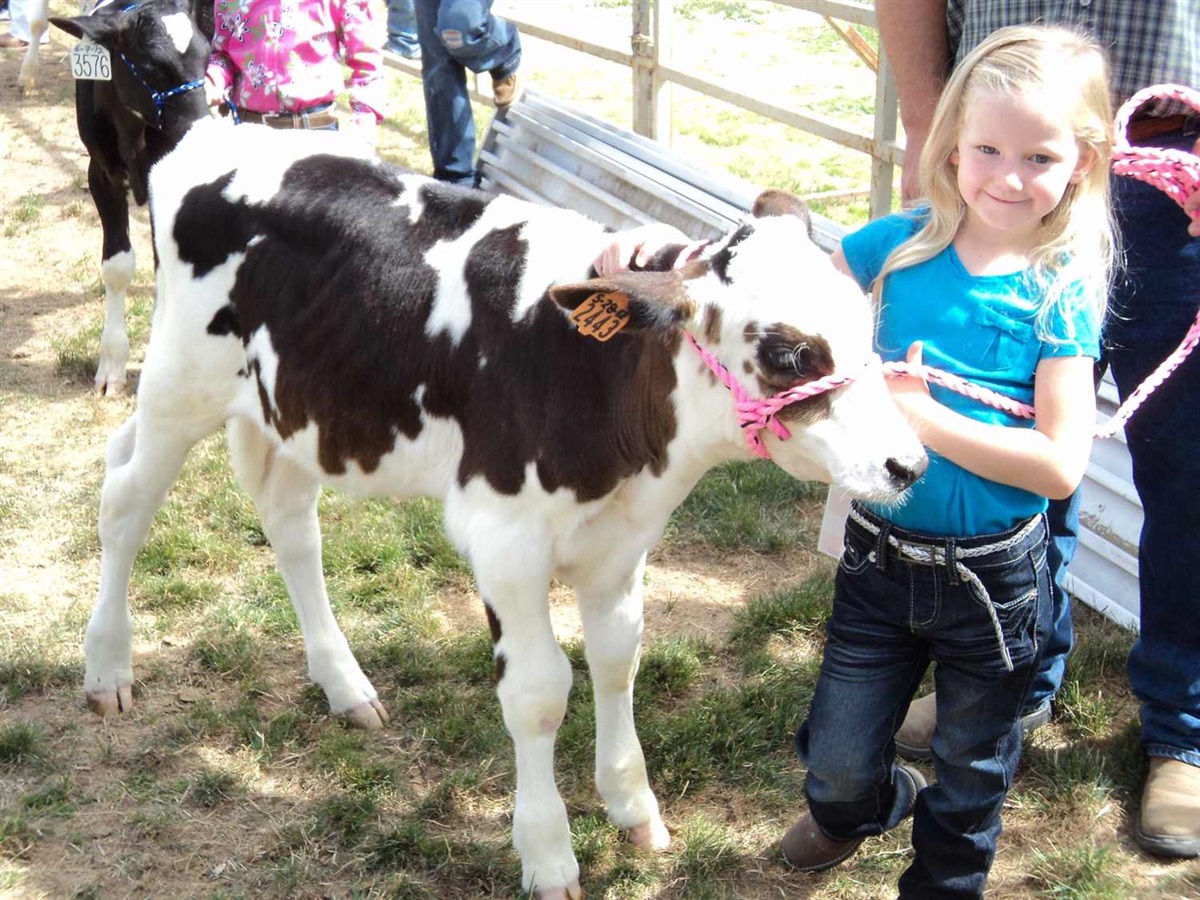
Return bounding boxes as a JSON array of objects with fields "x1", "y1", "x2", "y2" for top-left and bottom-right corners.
[{"x1": 238, "y1": 107, "x2": 338, "y2": 130}]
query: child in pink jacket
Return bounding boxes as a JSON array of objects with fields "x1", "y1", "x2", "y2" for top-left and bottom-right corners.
[{"x1": 205, "y1": 0, "x2": 385, "y2": 143}]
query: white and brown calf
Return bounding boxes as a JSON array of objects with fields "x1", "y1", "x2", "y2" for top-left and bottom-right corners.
[{"x1": 84, "y1": 118, "x2": 927, "y2": 898}]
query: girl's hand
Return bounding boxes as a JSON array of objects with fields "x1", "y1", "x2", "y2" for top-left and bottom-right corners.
[
  {"x1": 204, "y1": 76, "x2": 225, "y2": 108},
  {"x1": 593, "y1": 223, "x2": 690, "y2": 275},
  {"x1": 888, "y1": 342, "x2": 937, "y2": 439}
]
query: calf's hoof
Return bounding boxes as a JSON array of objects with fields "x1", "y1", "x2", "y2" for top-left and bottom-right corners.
[
  {"x1": 625, "y1": 818, "x2": 670, "y2": 850},
  {"x1": 94, "y1": 377, "x2": 127, "y2": 397},
  {"x1": 86, "y1": 683, "x2": 133, "y2": 717},
  {"x1": 343, "y1": 698, "x2": 390, "y2": 730}
]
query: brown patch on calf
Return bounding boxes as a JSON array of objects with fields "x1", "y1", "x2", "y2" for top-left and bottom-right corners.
[
  {"x1": 484, "y1": 603, "x2": 503, "y2": 643},
  {"x1": 754, "y1": 323, "x2": 836, "y2": 425},
  {"x1": 752, "y1": 189, "x2": 809, "y2": 219},
  {"x1": 484, "y1": 604, "x2": 507, "y2": 682},
  {"x1": 701, "y1": 304, "x2": 723, "y2": 345}
]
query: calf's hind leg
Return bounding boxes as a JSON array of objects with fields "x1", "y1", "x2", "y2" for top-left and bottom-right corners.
[
  {"x1": 226, "y1": 419, "x2": 387, "y2": 729},
  {"x1": 85, "y1": 411, "x2": 210, "y2": 716}
]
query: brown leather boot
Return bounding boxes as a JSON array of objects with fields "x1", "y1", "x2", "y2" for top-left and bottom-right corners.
[
  {"x1": 1135, "y1": 758, "x2": 1200, "y2": 858},
  {"x1": 895, "y1": 692, "x2": 1052, "y2": 761},
  {"x1": 894, "y1": 692, "x2": 938, "y2": 761},
  {"x1": 781, "y1": 765, "x2": 927, "y2": 872},
  {"x1": 491, "y1": 71, "x2": 521, "y2": 109}
]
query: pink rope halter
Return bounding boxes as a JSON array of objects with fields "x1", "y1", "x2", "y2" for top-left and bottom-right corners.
[{"x1": 684, "y1": 332, "x2": 857, "y2": 459}]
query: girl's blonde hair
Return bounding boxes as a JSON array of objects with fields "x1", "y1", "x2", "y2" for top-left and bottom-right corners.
[{"x1": 878, "y1": 25, "x2": 1116, "y2": 335}]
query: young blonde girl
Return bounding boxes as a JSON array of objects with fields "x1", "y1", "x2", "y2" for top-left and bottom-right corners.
[
  {"x1": 786, "y1": 26, "x2": 1113, "y2": 897},
  {"x1": 597, "y1": 24, "x2": 1115, "y2": 899}
]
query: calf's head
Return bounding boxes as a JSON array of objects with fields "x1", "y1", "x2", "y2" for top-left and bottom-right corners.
[
  {"x1": 52, "y1": 0, "x2": 212, "y2": 197},
  {"x1": 551, "y1": 196, "x2": 927, "y2": 502}
]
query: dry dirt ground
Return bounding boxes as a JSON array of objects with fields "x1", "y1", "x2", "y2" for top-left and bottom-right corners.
[{"x1": 3, "y1": 13, "x2": 1200, "y2": 900}]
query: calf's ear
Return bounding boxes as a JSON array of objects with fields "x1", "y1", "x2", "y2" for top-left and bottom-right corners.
[
  {"x1": 548, "y1": 271, "x2": 698, "y2": 335},
  {"x1": 50, "y1": 15, "x2": 120, "y2": 44},
  {"x1": 751, "y1": 188, "x2": 813, "y2": 239}
]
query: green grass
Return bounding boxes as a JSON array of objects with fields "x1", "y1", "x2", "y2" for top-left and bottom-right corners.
[
  {"x1": 666, "y1": 460, "x2": 826, "y2": 551},
  {"x1": 2, "y1": 193, "x2": 44, "y2": 237},
  {"x1": 1026, "y1": 843, "x2": 1134, "y2": 899},
  {"x1": 0, "y1": 723, "x2": 48, "y2": 767}
]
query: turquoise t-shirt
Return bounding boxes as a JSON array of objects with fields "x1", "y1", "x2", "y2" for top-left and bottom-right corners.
[{"x1": 841, "y1": 210, "x2": 1101, "y2": 537}]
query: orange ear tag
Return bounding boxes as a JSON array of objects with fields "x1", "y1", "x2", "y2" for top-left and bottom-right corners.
[{"x1": 569, "y1": 291, "x2": 632, "y2": 342}]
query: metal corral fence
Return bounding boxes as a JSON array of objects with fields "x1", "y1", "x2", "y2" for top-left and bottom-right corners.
[
  {"x1": 383, "y1": 0, "x2": 1143, "y2": 631},
  {"x1": 385, "y1": 0, "x2": 899, "y2": 220}
]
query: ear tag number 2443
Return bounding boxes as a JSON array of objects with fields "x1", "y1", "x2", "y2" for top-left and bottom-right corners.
[
  {"x1": 569, "y1": 291, "x2": 631, "y2": 342},
  {"x1": 70, "y1": 42, "x2": 113, "y2": 81}
]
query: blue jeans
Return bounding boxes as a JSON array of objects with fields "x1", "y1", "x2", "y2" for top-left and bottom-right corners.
[
  {"x1": 1026, "y1": 480, "x2": 1080, "y2": 710},
  {"x1": 414, "y1": 0, "x2": 521, "y2": 185},
  {"x1": 798, "y1": 503, "x2": 1051, "y2": 898},
  {"x1": 1109, "y1": 128, "x2": 1200, "y2": 768},
  {"x1": 385, "y1": 0, "x2": 420, "y2": 57}
]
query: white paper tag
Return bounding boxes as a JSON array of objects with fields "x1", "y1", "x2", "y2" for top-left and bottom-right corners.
[
  {"x1": 818, "y1": 485, "x2": 853, "y2": 559},
  {"x1": 70, "y1": 42, "x2": 113, "y2": 81}
]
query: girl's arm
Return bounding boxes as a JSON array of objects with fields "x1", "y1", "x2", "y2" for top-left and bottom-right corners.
[
  {"x1": 889, "y1": 343, "x2": 1096, "y2": 499},
  {"x1": 204, "y1": 15, "x2": 236, "y2": 106}
]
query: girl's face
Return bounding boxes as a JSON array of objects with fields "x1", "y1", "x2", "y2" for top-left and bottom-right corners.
[{"x1": 950, "y1": 87, "x2": 1095, "y2": 245}]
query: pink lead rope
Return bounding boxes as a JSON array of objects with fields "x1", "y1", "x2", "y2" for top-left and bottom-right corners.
[
  {"x1": 693, "y1": 83, "x2": 1200, "y2": 458},
  {"x1": 1101, "y1": 83, "x2": 1200, "y2": 439}
]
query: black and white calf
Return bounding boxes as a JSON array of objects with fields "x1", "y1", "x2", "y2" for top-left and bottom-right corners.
[
  {"x1": 84, "y1": 119, "x2": 927, "y2": 898},
  {"x1": 50, "y1": 0, "x2": 212, "y2": 394}
]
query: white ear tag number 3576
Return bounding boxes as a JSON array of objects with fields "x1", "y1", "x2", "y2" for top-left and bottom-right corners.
[{"x1": 70, "y1": 43, "x2": 113, "y2": 81}]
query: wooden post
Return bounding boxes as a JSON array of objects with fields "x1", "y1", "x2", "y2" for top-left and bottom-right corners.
[
  {"x1": 631, "y1": 0, "x2": 653, "y2": 137},
  {"x1": 653, "y1": 0, "x2": 675, "y2": 145},
  {"x1": 871, "y1": 47, "x2": 899, "y2": 219}
]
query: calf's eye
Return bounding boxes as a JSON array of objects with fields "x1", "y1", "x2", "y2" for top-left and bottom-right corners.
[{"x1": 765, "y1": 345, "x2": 811, "y2": 377}]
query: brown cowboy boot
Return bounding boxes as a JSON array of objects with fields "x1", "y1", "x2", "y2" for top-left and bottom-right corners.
[
  {"x1": 491, "y1": 71, "x2": 521, "y2": 110},
  {"x1": 1135, "y1": 758, "x2": 1200, "y2": 858},
  {"x1": 781, "y1": 765, "x2": 927, "y2": 872}
]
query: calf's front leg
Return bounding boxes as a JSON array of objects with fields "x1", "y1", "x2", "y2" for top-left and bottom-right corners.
[
  {"x1": 469, "y1": 531, "x2": 581, "y2": 900},
  {"x1": 90, "y1": 159, "x2": 133, "y2": 396},
  {"x1": 577, "y1": 558, "x2": 669, "y2": 850}
]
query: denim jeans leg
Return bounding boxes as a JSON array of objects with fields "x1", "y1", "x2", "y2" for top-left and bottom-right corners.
[
  {"x1": 798, "y1": 532, "x2": 931, "y2": 840},
  {"x1": 386, "y1": 0, "x2": 420, "y2": 56},
  {"x1": 414, "y1": 0, "x2": 477, "y2": 185},
  {"x1": 1026, "y1": 488, "x2": 1079, "y2": 710},
  {"x1": 1109, "y1": 159, "x2": 1200, "y2": 767},
  {"x1": 900, "y1": 516, "x2": 1051, "y2": 898},
  {"x1": 434, "y1": 0, "x2": 521, "y2": 78}
]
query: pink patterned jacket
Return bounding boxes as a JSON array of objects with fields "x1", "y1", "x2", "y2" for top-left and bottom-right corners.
[{"x1": 207, "y1": 0, "x2": 386, "y2": 124}]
